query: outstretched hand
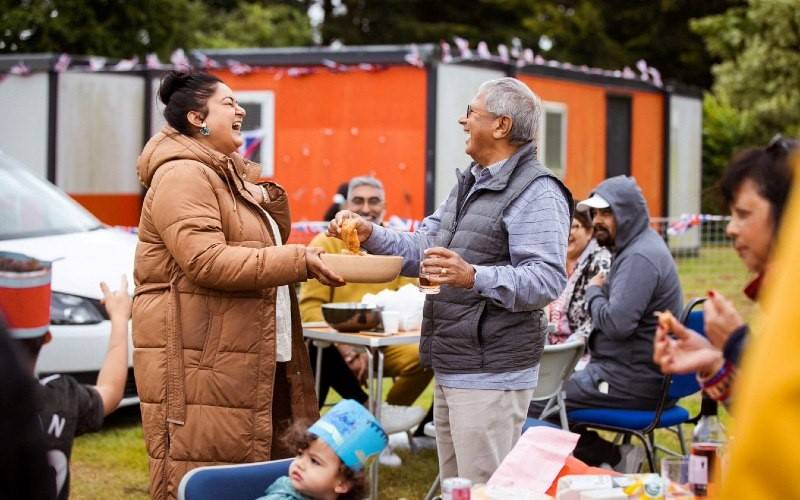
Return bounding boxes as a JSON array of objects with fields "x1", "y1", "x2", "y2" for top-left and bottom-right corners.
[
  {"x1": 653, "y1": 319, "x2": 724, "y2": 376},
  {"x1": 305, "y1": 247, "x2": 345, "y2": 287}
]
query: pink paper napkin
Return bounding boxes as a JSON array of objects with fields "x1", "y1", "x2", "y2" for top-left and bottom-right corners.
[{"x1": 487, "y1": 426, "x2": 580, "y2": 493}]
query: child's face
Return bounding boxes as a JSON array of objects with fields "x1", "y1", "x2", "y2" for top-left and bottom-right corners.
[{"x1": 289, "y1": 438, "x2": 350, "y2": 499}]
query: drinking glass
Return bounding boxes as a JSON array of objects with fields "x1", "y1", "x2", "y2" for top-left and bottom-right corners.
[
  {"x1": 661, "y1": 457, "x2": 693, "y2": 499},
  {"x1": 418, "y1": 242, "x2": 441, "y2": 295}
]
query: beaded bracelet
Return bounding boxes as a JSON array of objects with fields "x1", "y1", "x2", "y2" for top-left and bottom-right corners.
[
  {"x1": 699, "y1": 360, "x2": 733, "y2": 389},
  {"x1": 699, "y1": 361, "x2": 736, "y2": 405}
]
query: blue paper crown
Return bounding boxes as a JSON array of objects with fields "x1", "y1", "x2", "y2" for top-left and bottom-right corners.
[{"x1": 309, "y1": 399, "x2": 388, "y2": 471}]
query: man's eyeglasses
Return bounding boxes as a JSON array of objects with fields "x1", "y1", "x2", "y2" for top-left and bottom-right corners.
[{"x1": 466, "y1": 104, "x2": 498, "y2": 119}]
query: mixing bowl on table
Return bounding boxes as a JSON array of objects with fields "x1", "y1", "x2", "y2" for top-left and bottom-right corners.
[{"x1": 321, "y1": 303, "x2": 381, "y2": 332}]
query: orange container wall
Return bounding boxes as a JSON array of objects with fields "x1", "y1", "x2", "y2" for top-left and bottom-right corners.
[
  {"x1": 71, "y1": 193, "x2": 142, "y2": 227},
  {"x1": 518, "y1": 74, "x2": 665, "y2": 216},
  {"x1": 518, "y1": 75, "x2": 607, "y2": 202},
  {"x1": 216, "y1": 67, "x2": 428, "y2": 230},
  {"x1": 630, "y1": 91, "x2": 664, "y2": 217}
]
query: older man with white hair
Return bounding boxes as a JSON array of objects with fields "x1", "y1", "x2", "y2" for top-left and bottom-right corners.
[{"x1": 328, "y1": 77, "x2": 572, "y2": 482}]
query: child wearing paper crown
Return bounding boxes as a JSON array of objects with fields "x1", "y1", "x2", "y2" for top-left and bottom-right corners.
[{"x1": 257, "y1": 399, "x2": 388, "y2": 500}]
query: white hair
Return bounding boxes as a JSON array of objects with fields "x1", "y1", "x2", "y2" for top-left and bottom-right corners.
[
  {"x1": 347, "y1": 176, "x2": 384, "y2": 200},
  {"x1": 478, "y1": 77, "x2": 541, "y2": 145}
]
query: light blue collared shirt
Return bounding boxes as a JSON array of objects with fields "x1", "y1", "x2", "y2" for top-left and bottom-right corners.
[{"x1": 364, "y1": 157, "x2": 570, "y2": 389}]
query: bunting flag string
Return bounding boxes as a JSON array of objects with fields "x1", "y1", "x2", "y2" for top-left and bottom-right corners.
[
  {"x1": 114, "y1": 214, "x2": 713, "y2": 238},
  {"x1": 666, "y1": 214, "x2": 729, "y2": 236},
  {"x1": 0, "y1": 39, "x2": 663, "y2": 88}
]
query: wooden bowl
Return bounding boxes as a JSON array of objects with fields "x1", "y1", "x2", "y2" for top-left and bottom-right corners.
[{"x1": 319, "y1": 253, "x2": 403, "y2": 283}]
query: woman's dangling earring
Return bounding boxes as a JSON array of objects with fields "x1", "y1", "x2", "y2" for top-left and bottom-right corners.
[{"x1": 200, "y1": 122, "x2": 210, "y2": 136}]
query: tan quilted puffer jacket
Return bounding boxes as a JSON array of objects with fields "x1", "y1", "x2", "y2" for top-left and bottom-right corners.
[{"x1": 132, "y1": 127, "x2": 318, "y2": 500}]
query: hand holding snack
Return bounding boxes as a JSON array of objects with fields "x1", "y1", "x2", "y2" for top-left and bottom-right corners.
[
  {"x1": 653, "y1": 311, "x2": 723, "y2": 375},
  {"x1": 327, "y1": 210, "x2": 373, "y2": 244}
]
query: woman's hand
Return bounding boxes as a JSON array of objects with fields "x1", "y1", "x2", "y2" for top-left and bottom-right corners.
[
  {"x1": 421, "y1": 247, "x2": 476, "y2": 289},
  {"x1": 653, "y1": 319, "x2": 724, "y2": 375},
  {"x1": 326, "y1": 210, "x2": 373, "y2": 243},
  {"x1": 704, "y1": 290, "x2": 745, "y2": 348},
  {"x1": 305, "y1": 247, "x2": 345, "y2": 287}
]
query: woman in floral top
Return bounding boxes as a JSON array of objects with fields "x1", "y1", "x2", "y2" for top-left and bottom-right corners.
[{"x1": 548, "y1": 207, "x2": 612, "y2": 344}]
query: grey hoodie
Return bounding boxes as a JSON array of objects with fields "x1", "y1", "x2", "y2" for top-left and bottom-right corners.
[{"x1": 584, "y1": 176, "x2": 682, "y2": 405}]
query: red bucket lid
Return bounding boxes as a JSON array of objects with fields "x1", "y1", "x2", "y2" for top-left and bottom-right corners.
[{"x1": 0, "y1": 251, "x2": 52, "y2": 339}]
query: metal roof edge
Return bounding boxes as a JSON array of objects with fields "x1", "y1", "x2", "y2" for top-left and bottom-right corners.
[
  {"x1": 516, "y1": 63, "x2": 665, "y2": 93},
  {"x1": 192, "y1": 43, "x2": 437, "y2": 67}
]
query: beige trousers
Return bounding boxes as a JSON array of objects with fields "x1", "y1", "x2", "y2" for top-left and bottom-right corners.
[{"x1": 433, "y1": 383, "x2": 534, "y2": 484}]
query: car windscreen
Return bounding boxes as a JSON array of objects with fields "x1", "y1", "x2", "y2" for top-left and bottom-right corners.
[{"x1": 0, "y1": 153, "x2": 103, "y2": 240}]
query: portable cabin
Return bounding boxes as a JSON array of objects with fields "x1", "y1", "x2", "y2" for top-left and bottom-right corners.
[{"x1": 0, "y1": 46, "x2": 701, "y2": 246}]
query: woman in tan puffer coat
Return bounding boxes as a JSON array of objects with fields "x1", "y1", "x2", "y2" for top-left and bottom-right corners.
[{"x1": 133, "y1": 71, "x2": 344, "y2": 500}]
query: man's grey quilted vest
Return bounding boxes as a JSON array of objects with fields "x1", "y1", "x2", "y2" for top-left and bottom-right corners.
[{"x1": 420, "y1": 142, "x2": 573, "y2": 373}]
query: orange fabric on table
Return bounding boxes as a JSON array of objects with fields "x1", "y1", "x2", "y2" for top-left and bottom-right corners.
[{"x1": 545, "y1": 456, "x2": 621, "y2": 497}]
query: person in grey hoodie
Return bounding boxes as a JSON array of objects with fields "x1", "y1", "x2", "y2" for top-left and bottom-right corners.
[{"x1": 530, "y1": 175, "x2": 682, "y2": 469}]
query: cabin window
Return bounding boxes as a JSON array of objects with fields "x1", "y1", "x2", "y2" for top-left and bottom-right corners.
[
  {"x1": 539, "y1": 102, "x2": 567, "y2": 177},
  {"x1": 235, "y1": 91, "x2": 275, "y2": 177}
]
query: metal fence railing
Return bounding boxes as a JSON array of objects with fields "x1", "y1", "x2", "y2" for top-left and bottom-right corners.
[{"x1": 651, "y1": 215, "x2": 752, "y2": 314}]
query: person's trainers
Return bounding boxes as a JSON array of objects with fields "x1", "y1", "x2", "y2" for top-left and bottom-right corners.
[
  {"x1": 378, "y1": 447, "x2": 403, "y2": 467},
  {"x1": 614, "y1": 444, "x2": 646, "y2": 473},
  {"x1": 380, "y1": 404, "x2": 426, "y2": 435}
]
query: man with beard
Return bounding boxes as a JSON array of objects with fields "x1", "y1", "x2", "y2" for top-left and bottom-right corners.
[
  {"x1": 299, "y1": 176, "x2": 431, "y2": 465},
  {"x1": 530, "y1": 175, "x2": 682, "y2": 472}
]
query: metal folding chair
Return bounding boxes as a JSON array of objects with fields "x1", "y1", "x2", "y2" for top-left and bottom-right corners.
[{"x1": 567, "y1": 298, "x2": 706, "y2": 471}]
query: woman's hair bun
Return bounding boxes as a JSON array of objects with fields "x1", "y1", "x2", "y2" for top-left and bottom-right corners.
[{"x1": 158, "y1": 70, "x2": 193, "y2": 106}]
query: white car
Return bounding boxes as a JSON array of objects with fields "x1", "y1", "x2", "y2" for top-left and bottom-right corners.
[{"x1": 0, "y1": 151, "x2": 139, "y2": 406}]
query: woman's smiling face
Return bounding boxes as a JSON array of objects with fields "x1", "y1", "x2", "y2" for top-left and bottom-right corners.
[{"x1": 194, "y1": 82, "x2": 246, "y2": 155}]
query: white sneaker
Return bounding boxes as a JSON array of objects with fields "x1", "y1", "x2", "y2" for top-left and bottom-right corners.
[
  {"x1": 378, "y1": 447, "x2": 402, "y2": 467},
  {"x1": 614, "y1": 444, "x2": 645, "y2": 473},
  {"x1": 380, "y1": 404, "x2": 426, "y2": 435}
]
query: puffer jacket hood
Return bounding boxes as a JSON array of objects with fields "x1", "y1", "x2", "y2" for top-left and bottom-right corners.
[
  {"x1": 591, "y1": 175, "x2": 650, "y2": 252},
  {"x1": 137, "y1": 126, "x2": 261, "y2": 189}
]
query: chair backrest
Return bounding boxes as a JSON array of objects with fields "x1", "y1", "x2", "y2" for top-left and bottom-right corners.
[
  {"x1": 532, "y1": 341, "x2": 585, "y2": 402},
  {"x1": 668, "y1": 298, "x2": 707, "y2": 399},
  {"x1": 177, "y1": 458, "x2": 293, "y2": 500}
]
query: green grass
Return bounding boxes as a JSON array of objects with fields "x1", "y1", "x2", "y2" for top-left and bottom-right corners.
[{"x1": 71, "y1": 251, "x2": 747, "y2": 499}]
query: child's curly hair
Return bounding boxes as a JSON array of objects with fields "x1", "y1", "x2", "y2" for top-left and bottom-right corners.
[{"x1": 282, "y1": 419, "x2": 367, "y2": 500}]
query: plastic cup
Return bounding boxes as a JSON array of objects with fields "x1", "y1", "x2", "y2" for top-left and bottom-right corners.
[{"x1": 381, "y1": 310, "x2": 400, "y2": 334}]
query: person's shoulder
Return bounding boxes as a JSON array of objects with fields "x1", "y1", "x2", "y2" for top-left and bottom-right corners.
[
  {"x1": 38, "y1": 373, "x2": 73, "y2": 391},
  {"x1": 257, "y1": 476, "x2": 307, "y2": 500},
  {"x1": 38, "y1": 374, "x2": 97, "y2": 399}
]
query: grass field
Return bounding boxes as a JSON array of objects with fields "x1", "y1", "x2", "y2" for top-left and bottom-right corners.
[{"x1": 70, "y1": 247, "x2": 747, "y2": 499}]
